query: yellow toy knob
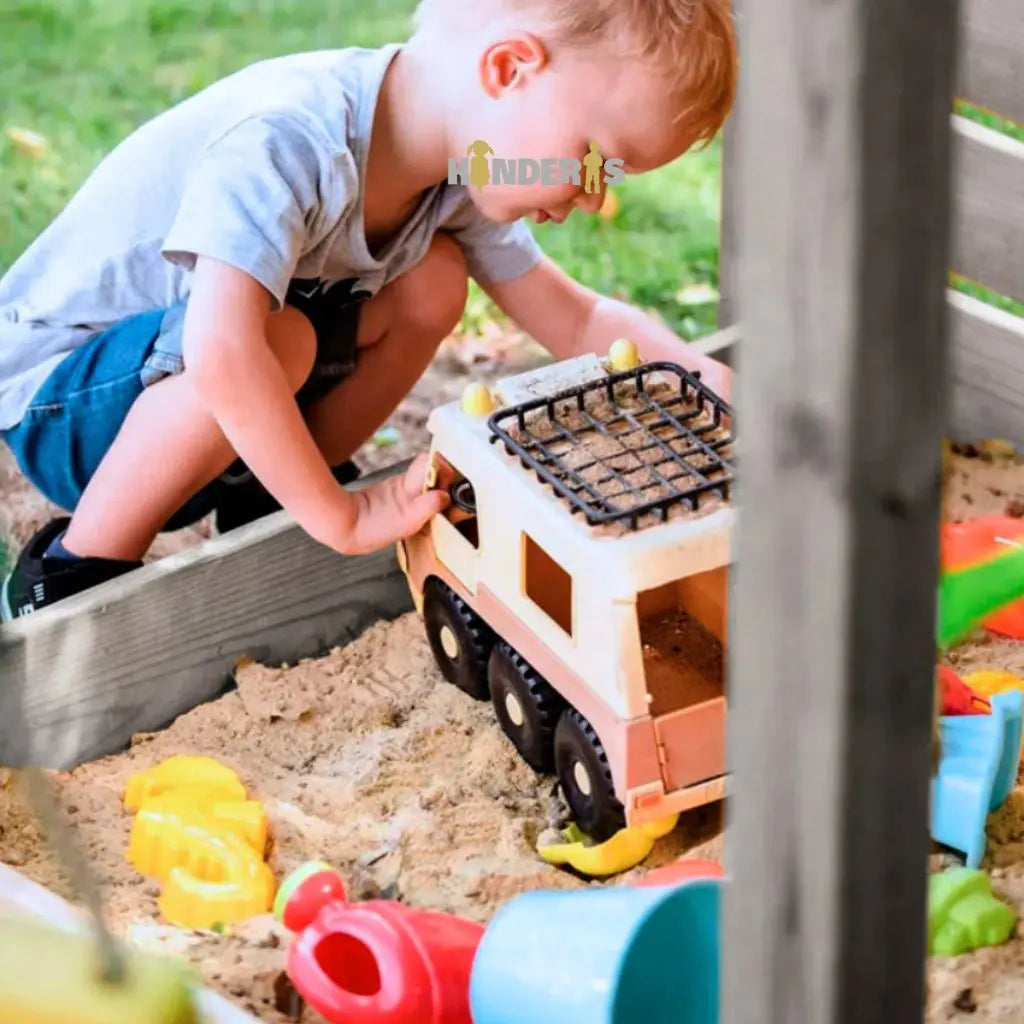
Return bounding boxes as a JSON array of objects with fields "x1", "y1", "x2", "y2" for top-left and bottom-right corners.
[
  {"x1": 461, "y1": 382, "x2": 496, "y2": 417},
  {"x1": 608, "y1": 338, "x2": 641, "y2": 372}
]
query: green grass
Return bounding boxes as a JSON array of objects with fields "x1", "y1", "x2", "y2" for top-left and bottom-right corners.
[
  {"x1": 0, "y1": 0, "x2": 724, "y2": 340},
  {"x1": 956, "y1": 100, "x2": 1024, "y2": 143},
  {"x1": 3, "y1": 4, "x2": 1018, "y2": 340}
]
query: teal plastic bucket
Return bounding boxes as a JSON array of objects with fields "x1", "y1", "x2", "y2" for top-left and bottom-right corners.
[{"x1": 469, "y1": 878, "x2": 721, "y2": 1024}]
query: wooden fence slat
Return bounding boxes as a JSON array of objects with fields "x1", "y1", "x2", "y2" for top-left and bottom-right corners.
[
  {"x1": 949, "y1": 289, "x2": 1024, "y2": 443},
  {"x1": 957, "y1": 0, "x2": 1024, "y2": 125},
  {"x1": 951, "y1": 114, "x2": 1024, "y2": 302},
  {"x1": 0, "y1": 465, "x2": 412, "y2": 771},
  {"x1": 695, "y1": 291, "x2": 1024, "y2": 445},
  {"x1": 688, "y1": 323, "x2": 741, "y2": 362},
  {"x1": 721, "y1": 0, "x2": 959, "y2": 1021},
  {"x1": 720, "y1": 7, "x2": 1024, "y2": 328}
]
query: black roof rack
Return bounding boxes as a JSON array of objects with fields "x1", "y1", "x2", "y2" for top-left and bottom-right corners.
[{"x1": 487, "y1": 361, "x2": 736, "y2": 530}]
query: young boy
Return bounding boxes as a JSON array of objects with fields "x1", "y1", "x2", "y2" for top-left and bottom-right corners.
[{"x1": 0, "y1": 0, "x2": 736, "y2": 620}]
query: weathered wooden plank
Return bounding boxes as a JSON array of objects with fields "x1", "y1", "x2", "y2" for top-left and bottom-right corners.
[
  {"x1": 696, "y1": 291, "x2": 1024, "y2": 447},
  {"x1": 957, "y1": 0, "x2": 1024, "y2": 124},
  {"x1": 721, "y1": 1, "x2": 957, "y2": 1022},
  {"x1": 951, "y1": 114, "x2": 1024, "y2": 301},
  {"x1": 0, "y1": 465, "x2": 413, "y2": 771},
  {"x1": 688, "y1": 323, "x2": 741, "y2": 363},
  {"x1": 720, "y1": 12, "x2": 1024, "y2": 324},
  {"x1": 949, "y1": 289, "x2": 1024, "y2": 443}
]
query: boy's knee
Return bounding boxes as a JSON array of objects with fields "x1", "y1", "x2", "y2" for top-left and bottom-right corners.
[
  {"x1": 266, "y1": 306, "x2": 317, "y2": 393},
  {"x1": 396, "y1": 233, "x2": 468, "y2": 338}
]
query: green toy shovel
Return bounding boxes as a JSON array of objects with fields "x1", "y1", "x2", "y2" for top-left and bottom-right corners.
[{"x1": 937, "y1": 542, "x2": 1024, "y2": 651}]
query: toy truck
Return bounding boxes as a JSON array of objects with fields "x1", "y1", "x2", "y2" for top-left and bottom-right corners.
[{"x1": 397, "y1": 347, "x2": 736, "y2": 841}]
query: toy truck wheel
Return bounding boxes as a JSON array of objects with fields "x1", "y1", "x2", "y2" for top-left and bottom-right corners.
[
  {"x1": 488, "y1": 642, "x2": 565, "y2": 772},
  {"x1": 423, "y1": 578, "x2": 495, "y2": 701},
  {"x1": 554, "y1": 710, "x2": 626, "y2": 842}
]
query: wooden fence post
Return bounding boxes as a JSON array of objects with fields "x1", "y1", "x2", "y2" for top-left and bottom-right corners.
[
  {"x1": 716, "y1": 0, "x2": 742, "y2": 338},
  {"x1": 721, "y1": 0, "x2": 961, "y2": 1021}
]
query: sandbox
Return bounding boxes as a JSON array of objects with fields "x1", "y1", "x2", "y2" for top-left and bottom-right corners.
[
  {"x1": 0, "y1": 608, "x2": 722, "y2": 1022},
  {"x1": 1, "y1": 447, "x2": 1024, "y2": 1022}
]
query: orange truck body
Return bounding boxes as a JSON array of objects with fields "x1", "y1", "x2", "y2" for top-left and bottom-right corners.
[{"x1": 398, "y1": 353, "x2": 734, "y2": 836}]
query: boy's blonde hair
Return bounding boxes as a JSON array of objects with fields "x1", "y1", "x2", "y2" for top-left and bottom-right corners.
[{"x1": 414, "y1": 0, "x2": 738, "y2": 148}]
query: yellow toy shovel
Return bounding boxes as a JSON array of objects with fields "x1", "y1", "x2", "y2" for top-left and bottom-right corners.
[{"x1": 538, "y1": 814, "x2": 679, "y2": 878}]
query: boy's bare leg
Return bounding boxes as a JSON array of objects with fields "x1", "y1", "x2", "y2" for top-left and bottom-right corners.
[
  {"x1": 64, "y1": 232, "x2": 467, "y2": 561},
  {"x1": 62, "y1": 307, "x2": 317, "y2": 561},
  {"x1": 304, "y1": 233, "x2": 469, "y2": 467}
]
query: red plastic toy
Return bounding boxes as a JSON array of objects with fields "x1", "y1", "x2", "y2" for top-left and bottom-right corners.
[
  {"x1": 941, "y1": 517, "x2": 1024, "y2": 639},
  {"x1": 288, "y1": 900, "x2": 483, "y2": 1024},
  {"x1": 276, "y1": 862, "x2": 483, "y2": 1024},
  {"x1": 937, "y1": 665, "x2": 991, "y2": 717},
  {"x1": 635, "y1": 858, "x2": 724, "y2": 888}
]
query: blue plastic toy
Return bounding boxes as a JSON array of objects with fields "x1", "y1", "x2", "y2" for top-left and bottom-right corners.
[
  {"x1": 931, "y1": 689, "x2": 1023, "y2": 867},
  {"x1": 469, "y1": 877, "x2": 721, "y2": 1024}
]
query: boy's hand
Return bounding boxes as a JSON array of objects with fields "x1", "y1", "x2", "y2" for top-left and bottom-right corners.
[
  {"x1": 480, "y1": 258, "x2": 735, "y2": 402},
  {"x1": 332, "y1": 453, "x2": 450, "y2": 555},
  {"x1": 184, "y1": 259, "x2": 447, "y2": 557}
]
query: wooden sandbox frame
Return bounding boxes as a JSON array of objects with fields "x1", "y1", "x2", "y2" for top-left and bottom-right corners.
[{"x1": 0, "y1": 0, "x2": 1021, "y2": 1020}]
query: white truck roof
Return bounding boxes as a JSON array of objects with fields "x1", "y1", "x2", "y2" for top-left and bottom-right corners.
[{"x1": 427, "y1": 355, "x2": 736, "y2": 595}]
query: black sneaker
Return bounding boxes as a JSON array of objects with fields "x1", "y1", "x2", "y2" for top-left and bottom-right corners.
[
  {"x1": 0, "y1": 518, "x2": 142, "y2": 621},
  {"x1": 214, "y1": 459, "x2": 362, "y2": 535}
]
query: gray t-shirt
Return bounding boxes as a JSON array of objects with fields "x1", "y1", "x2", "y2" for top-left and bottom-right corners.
[{"x1": 0, "y1": 43, "x2": 542, "y2": 430}]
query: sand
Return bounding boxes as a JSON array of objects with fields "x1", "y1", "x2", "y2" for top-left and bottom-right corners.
[
  {"x1": 925, "y1": 446, "x2": 1024, "y2": 1021},
  {"x1": 642, "y1": 608, "x2": 724, "y2": 716}
]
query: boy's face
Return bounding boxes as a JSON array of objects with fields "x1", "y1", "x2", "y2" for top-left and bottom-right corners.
[{"x1": 452, "y1": 34, "x2": 696, "y2": 225}]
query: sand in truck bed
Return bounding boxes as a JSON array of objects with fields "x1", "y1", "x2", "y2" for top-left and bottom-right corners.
[
  {"x1": 642, "y1": 608, "x2": 724, "y2": 716},
  {"x1": 504, "y1": 376, "x2": 734, "y2": 535},
  {"x1": 4, "y1": 447, "x2": 1024, "y2": 1021}
]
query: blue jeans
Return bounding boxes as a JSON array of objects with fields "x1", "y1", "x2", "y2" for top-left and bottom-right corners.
[{"x1": 1, "y1": 281, "x2": 366, "y2": 532}]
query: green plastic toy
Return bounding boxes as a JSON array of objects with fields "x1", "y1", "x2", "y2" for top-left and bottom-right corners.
[
  {"x1": 928, "y1": 866, "x2": 1017, "y2": 956},
  {"x1": 938, "y1": 543, "x2": 1024, "y2": 651}
]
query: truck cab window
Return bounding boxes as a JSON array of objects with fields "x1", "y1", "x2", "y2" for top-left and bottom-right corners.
[
  {"x1": 445, "y1": 468, "x2": 479, "y2": 549},
  {"x1": 523, "y1": 533, "x2": 573, "y2": 636}
]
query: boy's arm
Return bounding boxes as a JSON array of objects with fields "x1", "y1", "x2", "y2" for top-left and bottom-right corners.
[
  {"x1": 184, "y1": 257, "x2": 352, "y2": 546},
  {"x1": 480, "y1": 255, "x2": 733, "y2": 400},
  {"x1": 160, "y1": 113, "x2": 445, "y2": 554},
  {"x1": 184, "y1": 257, "x2": 445, "y2": 553}
]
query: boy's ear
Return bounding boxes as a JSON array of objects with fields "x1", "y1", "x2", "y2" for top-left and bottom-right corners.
[{"x1": 479, "y1": 33, "x2": 548, "y2": 97}]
